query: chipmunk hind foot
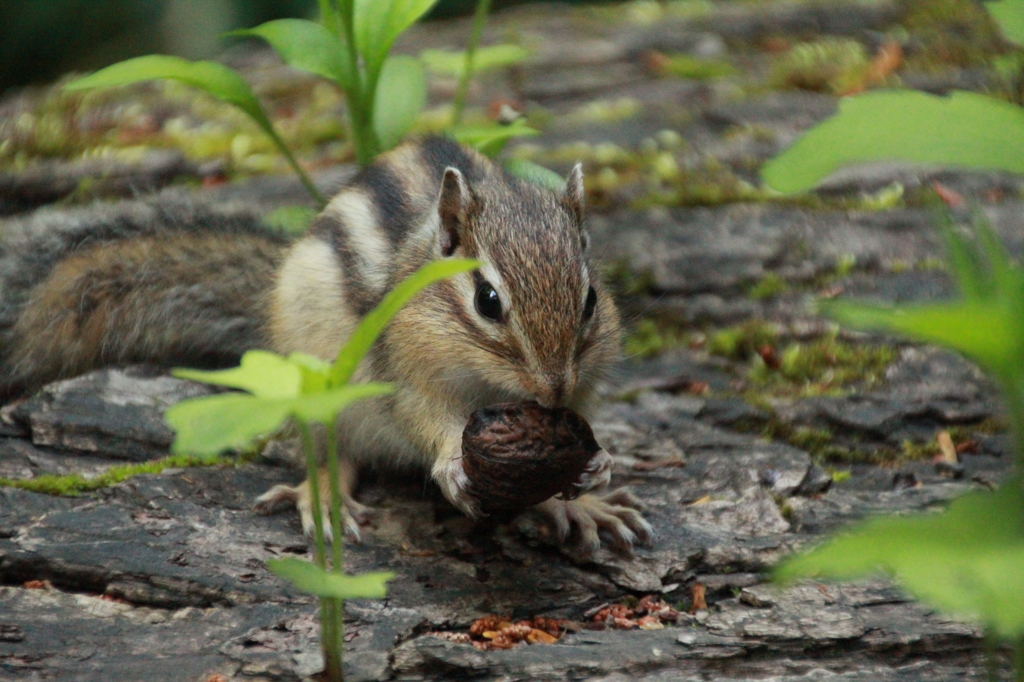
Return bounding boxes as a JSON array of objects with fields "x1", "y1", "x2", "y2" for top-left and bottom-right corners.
[{"x1": 253, "y1": 472, "x2": 368, "y2": 542}]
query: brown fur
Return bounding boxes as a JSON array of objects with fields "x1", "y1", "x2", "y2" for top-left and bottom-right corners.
[{"x1": 3, "y1": 231, "x2": 284, "y2": 397}]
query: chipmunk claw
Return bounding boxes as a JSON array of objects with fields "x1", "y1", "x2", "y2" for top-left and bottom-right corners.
[
  {"x1": 534, "y1": 488, "x2": 652, "y2": 557},
  {"x1": 254, "y1": 482, "x2": 367, "y2": 543}
]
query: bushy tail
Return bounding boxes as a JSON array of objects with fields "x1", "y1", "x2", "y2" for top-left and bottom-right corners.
[{"x1": 0, "y1": 197, "x2": 291, "y2": 401}]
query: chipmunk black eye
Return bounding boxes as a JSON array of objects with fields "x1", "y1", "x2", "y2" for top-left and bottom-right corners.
[
  {"x1": 583, "y1": 286, "x2": 597, "y2": 321},
  {"x1": 475, "y1": 281, "x2": 502, "y2": 322}
]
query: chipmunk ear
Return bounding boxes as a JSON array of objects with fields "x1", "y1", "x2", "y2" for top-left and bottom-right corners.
[
  {"x1": 438, "y1": 167, "x2": 473, "y2": 257},
  {"x1": 563, "y1": 163, "x2": 589, "y2": 249},
  {"x1": 563, "y1": 163, "x2": 585, "y2": 225}
]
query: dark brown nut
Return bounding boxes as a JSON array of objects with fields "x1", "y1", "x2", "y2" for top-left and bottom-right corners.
[{"x1": 461, "y1": 402, "x2": 601, "y2": 513}]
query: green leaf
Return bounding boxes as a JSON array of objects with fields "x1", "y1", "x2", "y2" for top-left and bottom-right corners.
[
  {"x1": 231, "y1": 19, "x2": 354, "y2": 91},
  {"x1": 291, "y1": 382, "x2": 393, "y2": 423},
  {"x1": 288, "y1": 352, "x2": 333, "y2": 394},
  {"x1": 65, "y1": 56, "x2": 273, "y2": 132},
  {"x1": 330, "y1": 259, "x2": 480, "y2": 385},
  {"x1": 63, "y1": 54, "x2": 327, "y2": 208},
  {"x1": 420, "y1": 44, "x2": 532, "y2": 76},
  {"x1": 355, "y1": 0, "x2": 440, "y2": 78},
  {"x1": 451, "y1": 120, "x2": 538, "y2": 158},
  {"x1": 822, "y1": 300, "x2": 1019, "y2": 376},
  {"x1": 939, "y1": 218, "x2": 988, "y2": 301},
  {"x1": 762, "y1": 90, "x2": 1024, "y2": 194},
  {"x1": 267, "y1": 557, "x2": 394, "y2": 599},
  {"x1": 988, "y1": 0, "x2": 1024, "y2": 46},
  {"x1": 373, "y1": 55, "x2": 427, "y2": 151},
  {"x1": 503, "y1": 158, "x2": 567, "y2": 192},
  {"x1": 975, "y1": 221, "x2": 1019, "y2": 296},
  {"x1": 166, "y1": 392, "x2": 294, "y2": 456},
  {"x1": 173, "y1": 350, "x2": 302, "y2": 399},
  {"x1": 776, "y1": 484, "x2": 1024, "y2": 638},
  {"x1": 288, "y1": 352, "x2": 332, "y2": 375},
  {"x1": 166, "y1": 383, "x2": 392, "y2": 455}
]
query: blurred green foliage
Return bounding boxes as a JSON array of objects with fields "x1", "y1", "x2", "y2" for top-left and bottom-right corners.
[
  {"x1": 0, "y1": 0, "x2": 597, "y2": 93},
  {"x1": 0, "y1": 0, "x2": 311, "y2": 91}
]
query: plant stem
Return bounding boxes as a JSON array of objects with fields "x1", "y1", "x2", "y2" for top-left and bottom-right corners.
[
  {"x1": 264, "y1": 127, "x2": 328, "y2": 209},
  {"x1": 299, "y1": 423, "x2": 328, "y2": 568},
  {"x1": 318, "y1": 0, "x2": 341, "y2": 36},
  {"x1": 324, "y1": 425, "x2": 346, "y2": 671},
  {"x1": 451, "y1": 0, "x2": 492, "y2": 126},
  {"x1": 299, "y1": 422, "x2": 342, "y2": 681},
  {"x1": 321, "y1": 599, "x2": 343, "y2": 681},
  {"x1": 360, "y1": 66, "x2": 382, "y2": 160},
  {"x1": 324, "y1": 426, "x2": 345, "y2": 573},
  {"x1": 337, "y1": 0, "x2": 376, "y2": 166}
]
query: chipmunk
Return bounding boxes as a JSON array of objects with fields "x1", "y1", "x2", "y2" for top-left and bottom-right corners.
[{"x1": 0, "y1": 137, "x2": 651, "y2": 555}]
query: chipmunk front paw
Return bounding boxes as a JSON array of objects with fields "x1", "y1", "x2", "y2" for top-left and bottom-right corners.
[
  {"x1": 533, "y1": 488, "x2": 652, "y2": 557},
  {"x1": 561, "y1": 448, "x2": 612, "y2": 499},
  {"x1": 433, "y1": 456, "x2": 484, "y2": 519}
]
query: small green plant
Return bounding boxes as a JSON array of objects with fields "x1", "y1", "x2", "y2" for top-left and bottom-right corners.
[
  {"x1": 62, "y1": 0, "x2": 553, "y2": 211},
  {"x1": 431, "y1": 0, "x2": 559, "y2": 183},
  {"x1": 64, "y1": 0, "x2": 443, "y2": 207},
  {"x1": 165, "y1": 258, "x2": 478, "y2": 681},
  {"x1": 236, "y1": 0, "x2": 434, "y2": 167},
  {"x1": 775, "y1": 221, "x2": 1024, "y2": 673},
  {"x1": 765, "y1": 11, "x2": 1024, "y2": 673},
  {"x1": 418, "y1": 0, "x2": 531, "y2": 128}
]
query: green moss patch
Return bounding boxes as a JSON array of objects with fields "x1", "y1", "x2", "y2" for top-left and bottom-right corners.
[
  {"x1": 900, "y1": 437, "x2": 941, "y2": 460},
  {"x1": 709, "y1": 322, "x2": 895, "y2": 398},
  {"x1": 624, "y1": 319, "x2": 690, "y2": 359},
  {"x1": 746, "y1": 334, "x2": 896, "y2": 397},
  {"x1": 0, "y1": 453, "x2": 237, "y2": 497},
  {"x1": 602, "y1": 260, "x2": 657, "y2": 298},
  {"x1": 769, "y1": 38, "x2": 870, "y2": 94},
  {"x1": 756, "y1": 417, "x2": 860, "y2": 462},
  {"x1": 651, "y1": 53, "x2": 737, "y2": 80},
  {"x1": 706, "y1": 321, "x2": 779, "y2": 360},
  {"x1": 625, "y1": 317, "x2": 896, "y2": 398},
  {"x1": 748, "y1": 273, "x2": 790, "y2": 300},
  {"x1": 903, "y1": 0, "x2": 1004, "y2": 70}
]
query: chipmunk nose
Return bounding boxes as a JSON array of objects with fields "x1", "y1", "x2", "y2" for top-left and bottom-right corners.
[{"x1": 535, "y1": 372, "x2": 573, "y2": 408}]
